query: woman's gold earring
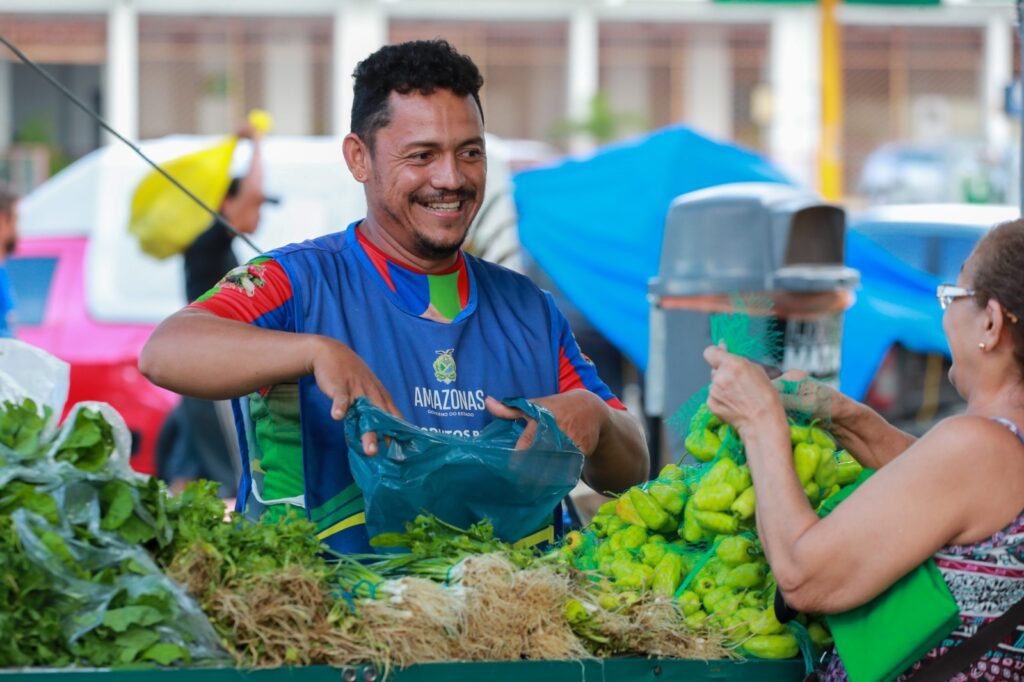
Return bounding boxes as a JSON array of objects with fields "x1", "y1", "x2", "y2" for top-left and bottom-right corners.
[{"x1": 979, "y1": 342, "x2": 987, "y2": 350}]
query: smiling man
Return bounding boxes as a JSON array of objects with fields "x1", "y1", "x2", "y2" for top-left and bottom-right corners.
[{"x1": 140, "y1": 40, "x2": 648, "y2": 554}]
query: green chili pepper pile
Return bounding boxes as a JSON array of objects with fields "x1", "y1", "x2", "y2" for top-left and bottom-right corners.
[{"x1": 550, "y1": 399, "x2": 861, "y2": 662}]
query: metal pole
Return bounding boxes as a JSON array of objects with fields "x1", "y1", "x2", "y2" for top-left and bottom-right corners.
[{"x1": 819, "y1": 0, "x2": 844, "y2": 201}]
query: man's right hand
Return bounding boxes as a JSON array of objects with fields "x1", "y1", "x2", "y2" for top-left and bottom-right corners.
[{"x1": 308, "y1": 336, "x2": 402, "y2": 455}]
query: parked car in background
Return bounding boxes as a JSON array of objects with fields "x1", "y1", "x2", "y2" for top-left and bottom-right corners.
[
  {"x1": 858, "y1": 141, "x2": 1012, "y2": 207},
  {"x1": 847, "y1": 203, "x2": 1019, "y2": 433},
  {"x1": 10, "y1": 236, "x2": 177, "y2": 475},
  {"x1": 10, "y1": 134, "x2": 526, "y2": 474}
]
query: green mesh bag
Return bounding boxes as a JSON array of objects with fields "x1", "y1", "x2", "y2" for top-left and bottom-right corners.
[
  {"x1": 668, "y1": 295, "x2": 784, "y2": 442},
  {"x1": 667, "y1": 295, "x2": 853, "y2": 507},
  {"x1": 662, "y1": 295, "x2": 957, "y2": 678},
  {"x1": 659, "y1": 296, "x2": 855, "y2": 666},
  {"x1": 567, "y1": 296, "x2": 857, "y2": 664}
]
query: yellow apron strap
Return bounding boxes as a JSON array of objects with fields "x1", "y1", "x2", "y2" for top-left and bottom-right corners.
[
  {"x1": 512, "y1": 524, "x2": 555, "y2": 550},
  {"x1": 316, "y1": 512, "x2": 366, "y2": 541}
]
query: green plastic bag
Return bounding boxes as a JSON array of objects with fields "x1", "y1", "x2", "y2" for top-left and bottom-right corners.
[
  {"x1": 818, "y1": 469, "x2": 961, "y2": 682},
  {"x1": 345, "y1": 396, "x2": 584, "y2": 545}
]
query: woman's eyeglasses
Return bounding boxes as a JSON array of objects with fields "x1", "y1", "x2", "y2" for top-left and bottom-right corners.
[
  {"x1": 936, "y1": 283, "x2": 1020, "y2": 324},
  {"x1": 936, "y1": 284, "x2": 974, "y2": 310}
]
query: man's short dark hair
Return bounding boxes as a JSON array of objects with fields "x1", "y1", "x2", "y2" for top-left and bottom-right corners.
[
  {"x1": 0, "y1": 184, "x2": 16, "y2": 217},
  {"x1": 351, "y1": 39, "x2": 484, "y2": 151}
]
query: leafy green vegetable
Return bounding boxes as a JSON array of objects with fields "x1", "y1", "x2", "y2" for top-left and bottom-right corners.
[
  {"x1": 102, "y1": 606, "x2": 165, "y2": 632},
  {"x1": 54, "y1": 409, "x2": 114, "y2": 472},
  {"x1": 0, "y1": 399, "x2": 50, "y2": 456},
  {"x1": 155, "y1": 481, "x2": 327, "y2": 589},
  {"x1": 0, "y1": 514, "x2": 73, "y2": 667},
  {"x1": 39, "y1": 529, "x2": 80, "y2": 574},
  {"x1": 114, "y1": 627, "x2": 161, "y2": 664},
  {"x1": 99, "y1": 480, "x2": 134, "y2": 531},
  {"x1": 0, "y1": 400, "x2": 221, "y2": 669},
  {"x1": 118, "y1": 514, "x2": 158, "y2": 545},
  {"x1": 362, "y1": 514, "x2": 534, "y2": 581},
  {"x1": 0, "y1": 481, "x2": 58, "y2": 524},
  {"x1": 142, "y1": 642, "x2": 190, "y2": 665}
]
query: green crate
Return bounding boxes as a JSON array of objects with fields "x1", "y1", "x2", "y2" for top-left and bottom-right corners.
[{"x1": 0, "y1": 658, "x2": 806, "y2": 681}]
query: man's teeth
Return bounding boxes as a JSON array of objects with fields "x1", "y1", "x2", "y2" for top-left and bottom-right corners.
[{"x1": 427, "y1": 201, "x2": 461, "y2": 211}]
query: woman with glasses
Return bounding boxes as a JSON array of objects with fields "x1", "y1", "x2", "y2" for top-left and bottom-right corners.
[{"x1": 703, "y1": 220, "x2": 1024, "y2": 680}]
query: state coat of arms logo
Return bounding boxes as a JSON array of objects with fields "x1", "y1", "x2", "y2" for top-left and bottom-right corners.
[{"x1": 433, "y1": 349, "x2": 456, "y2": 384}]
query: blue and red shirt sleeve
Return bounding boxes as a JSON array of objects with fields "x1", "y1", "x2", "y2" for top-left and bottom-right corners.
[
  {"x1": 189, "y1": 257, "x2": 296, "y2": 333},
  {"x1": 548, "y1": 295, "x2": 626, "y2": 410}
]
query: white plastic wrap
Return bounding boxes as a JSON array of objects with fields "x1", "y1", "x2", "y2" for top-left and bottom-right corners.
[{"x1": 0, "y1": 339, "x2": 70, "y2": 430}]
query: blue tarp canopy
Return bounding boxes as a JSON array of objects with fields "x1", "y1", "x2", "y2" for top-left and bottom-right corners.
[
  {"x1": 514, "y1": 126, "x2": 790, "y2": 368},
  {"x1": 514, "y1": 125, "x2": 950, "y2": 400},
  {"x1": 842, "y1": 231, "x2": 947, "y2": 399}
]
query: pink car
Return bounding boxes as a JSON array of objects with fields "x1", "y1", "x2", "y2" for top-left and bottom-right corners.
[{"x1": 9, "y1": 236, "x2": 177, "y2": 474}]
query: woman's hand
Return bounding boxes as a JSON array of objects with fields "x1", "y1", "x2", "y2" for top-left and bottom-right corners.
[
  {"x1": 703, "y1": 345, "x2": 785, "y2": 439},
  {"x1": 772, "y1": 370, "x2": 841, "y2": 424}
]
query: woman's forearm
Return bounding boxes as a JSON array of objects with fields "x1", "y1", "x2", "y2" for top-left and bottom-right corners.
[
  {"x1": 741, "y1": 417, "x2": 822, "y2": 592},
  {"x1": 829, "y1": 394, "x2": 917, "y2": 469}
]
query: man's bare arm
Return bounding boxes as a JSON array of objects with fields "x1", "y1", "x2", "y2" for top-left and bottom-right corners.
[
  {"x1": 140, "y1": 306, "x2": 399, "y2": 416},
  {"x1": 140, "y1": 307, "x2": 318, "y2": 399},
  {"x1": 582, "y1": 402, "x2": 650, "y2": 493},
  {"x1": 224, "y1": 130, "x2": 264, "y2": 235}
]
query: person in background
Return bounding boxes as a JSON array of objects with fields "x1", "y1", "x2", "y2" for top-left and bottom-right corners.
[
  {"x1": 704, "y1": 219, "x2": 1024, "y2": 680},
  {"x1": 184, "y1": 122, "x2": 269, "y2": 305},
  {"x1": 155, "y1": 122, "x2": 270, "y2": 497},
  {"x1": 0, "y1": 185, "x2": 19, "y2": 338}
]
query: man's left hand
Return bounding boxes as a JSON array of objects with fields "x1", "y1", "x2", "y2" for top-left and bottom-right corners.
[{"x1": 484, "y1": 390, "x2": 607, "y2": 455}]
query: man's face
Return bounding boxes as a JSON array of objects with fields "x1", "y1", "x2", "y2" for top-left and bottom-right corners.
[{"x1": 356, "y1": 89, "x2": 486, "y2": 262}]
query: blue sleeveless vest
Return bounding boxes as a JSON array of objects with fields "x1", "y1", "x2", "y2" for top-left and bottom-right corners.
[{"x1": 243, "y1": 226, "x2": 563, "y2": 553}]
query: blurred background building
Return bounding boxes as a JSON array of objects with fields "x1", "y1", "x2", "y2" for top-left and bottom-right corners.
[{"x1": 0, "y1": 0, "x2": 1018, "y2": 204}]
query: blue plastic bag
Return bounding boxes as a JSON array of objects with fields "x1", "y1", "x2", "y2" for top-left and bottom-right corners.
[{"x1": 345, "y1": 396, "x2": 584, "y2": 544}]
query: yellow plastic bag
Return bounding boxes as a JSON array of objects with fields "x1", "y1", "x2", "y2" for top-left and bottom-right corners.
[
  {"x1": 128, "y1": 137, "x2": 237, "y2": 259},
  {"x1": 128, "y1": 110, "x2": 273, "y2": 260}
]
